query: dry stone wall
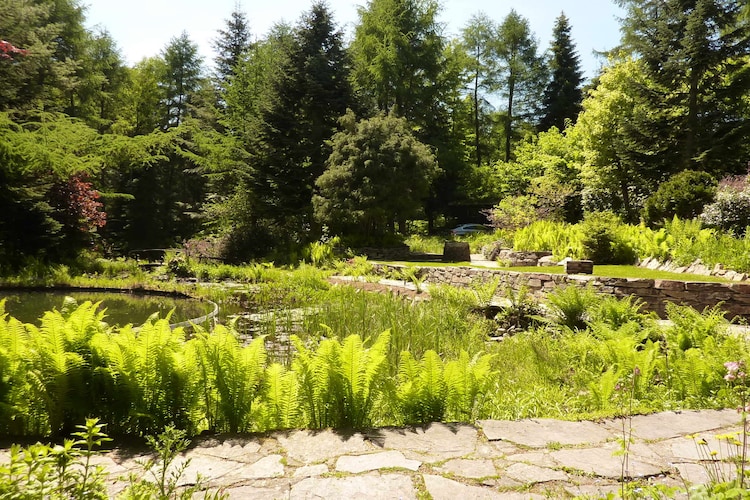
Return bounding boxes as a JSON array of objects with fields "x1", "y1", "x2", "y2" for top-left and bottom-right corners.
[{"x1": 380, "y1": 265, "x2": 750, "y2": 320}]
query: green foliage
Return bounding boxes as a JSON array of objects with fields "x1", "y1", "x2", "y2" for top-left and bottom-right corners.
[
  {"x1": 0, "y1": 273, "x2": 748, "y2": 439},
  {"x1": 303, "y1": 236, "x2": 342, "y2": 268},
  {"x1": 314, "y1": 110, "x2": 439, "y2": 240},
  {"x1": 545, "y1": 285, "x2": 600, "y2": 331},
  {"x1": 578, "y1": 212, "x2": 637, "y2": 264},
  {"x1": 193, "y1": 328, "x2": 266, "y2": 433},
  {"x1": 292, "y1": 332, "x2": 390, "y2": 429},
  {"x1": 701, "y1": 176, "x2": 750, "y2": 237},
  {"x1": 642, "y1": 170, "x2": 717, "y2": 226},
  {"x1": 0, "y1": 418, "x2": 110, "y2": 500},
  {"x1": 512, "y1": 220, "x2": 584, "y2": 260},
  {"x1": 396, "y1": 349, "x2": 495, "y2": 424},
  {"x1": 539, "y1": 14, "x2": 583, "y2": 132},
  {"x1": 486, "y1": 195, "x2": 538, "y2": 231}
]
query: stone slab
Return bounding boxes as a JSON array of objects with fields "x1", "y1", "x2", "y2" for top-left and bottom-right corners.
[
  {"x1": 367, "y1": 422, "x2": 478, "y2": 462},
  {"x1": 504, "y1": 462, "x2": 568, "y2": 483},
  {"x1": 232, "y1": 454, "x2": 285, "y2": 479},
  {"x1": 601, "y1": 410, "x2": 739, "y2": 441},
  {"x1": 478, "y1": 418, "x2": 614, "y2": 447},
  {"x1": 277, "y1": 429, "x2": 370, "y2": 464},
  {"x1": 172, "y1": 455, "x2": 245, "y2": 486},
  {"x1": 423, "y1": 474, "x2": 506, "y2": 500},
  {"x1": 226, "y1": 482, "x2": 294, "y2": 500},
  {"x1": 293, "y1": 464, "x2": 328, "y2": 478},
  {"x1": 436, "y1": 458, "x2": 497, "y2": 479},
  {"x1": 192, "y1": 438, "x2": 262, "y2": 461},
  {"x1": 335, "y1": 450, "x2": 421, "y2": 473},
  {"x1": 550, "y1": 443, "x2": 665, "y2": 479},
  {"x1": 291, "y1": 474, "x2": 416, "y2": 499}
]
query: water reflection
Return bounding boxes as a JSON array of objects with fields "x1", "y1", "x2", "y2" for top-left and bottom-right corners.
[{"x1": 0, "y1": 290, "x2": 214, "y2": 328}]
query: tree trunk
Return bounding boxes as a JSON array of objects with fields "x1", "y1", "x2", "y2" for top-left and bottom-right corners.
[{"x1": 504, "y1": 73, "x2": 515, "y2": 162}]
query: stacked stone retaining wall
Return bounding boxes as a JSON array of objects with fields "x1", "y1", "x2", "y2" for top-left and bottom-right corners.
[{"x1": 378, "y1": 264, "x2": 750, "y2": 320}]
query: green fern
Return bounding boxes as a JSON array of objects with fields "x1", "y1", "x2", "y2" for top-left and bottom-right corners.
[
  {"x1": 259, "y1": 363, "x2": 300, "y2": 430},
  {"x1": 339, "y1": 331, "x2": 390, "y2": 428},
  {"x1": 197, "y1": 326, "x2": 266, "y2": 433},
  {"x1": 396, "y1": 350, "x2": 447, "y2": 424},
  {"x1": 0, "y1": 304, "x2": 32, "y2": 435},
  {"x1": 444, "y1": 351, "x2": 496, "y2": 421}
]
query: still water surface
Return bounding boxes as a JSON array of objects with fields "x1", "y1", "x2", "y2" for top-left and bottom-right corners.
[{"x1": 0, "y1": 290, "x2": 215, "y2": 327}]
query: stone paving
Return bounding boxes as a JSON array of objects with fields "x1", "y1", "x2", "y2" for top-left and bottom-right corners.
[{"x1": 67, "y1": 409, "x2": 745, "y2": 498}]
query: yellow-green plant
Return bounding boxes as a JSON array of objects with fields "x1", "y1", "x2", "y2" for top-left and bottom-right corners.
[
  {"x1": 291, "y1": 332, "x2": 390, "y2": 429},
  {"x1": 93, "y1": 317, "x2": 200, "y2": 435},
  {"x1": 259, "y1": 363, "x2": 300, "y2": 430},
  {"x1": 24, "y1": 300, "x2": 108, "y2": 435},
  {"x1": 545, "y1": 285, "x2": 600, "y2": 331},
  {"x1": 193, "y1": 327, "x2": 266, "y2": 433}
]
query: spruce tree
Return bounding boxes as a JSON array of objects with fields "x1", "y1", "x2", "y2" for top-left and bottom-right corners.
[
  {"x1": 213, "y1": 4, "x2": 253, "y2": 88},
  {"x1": 251, "y1": 2, "x2": 354, "y2": 246},
  {"x1": 615, "y1": 0, "x2": 750, "y2": 177},
  {"x1": 160, "y1": 32, "x2": 203, "y2": 128},
  {"x1": 539, "y1": 13, "x2": 583, "y2": 132}
]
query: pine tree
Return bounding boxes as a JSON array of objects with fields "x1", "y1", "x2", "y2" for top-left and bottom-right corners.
[
  {"x1": 615, "y1": 0, "x2": 750, "y2": 177},
  {"x1": 495, "y1": 10, "x2": 546, "y2": 161},
  {"x1": 251, "y1": 2, "x2": 354, "y2": 246},
  {"x1": 213, "y1": 4, "x2": 253, "y2": 88},
  {"x1": 160, "y1": 32, "x2": 203, "y2": 129},
  {"x1": 539, "y1": 13, "x2": 583, "y2": 132}
]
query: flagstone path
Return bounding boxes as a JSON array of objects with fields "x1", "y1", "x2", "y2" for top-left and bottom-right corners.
[{"x1": 42, "y1": 409, "x2": 744, "y2": 499}]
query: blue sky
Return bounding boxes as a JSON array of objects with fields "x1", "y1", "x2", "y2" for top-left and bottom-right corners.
[{"x1": 83, "y1": 0, "x2": 625, "y2": 80}]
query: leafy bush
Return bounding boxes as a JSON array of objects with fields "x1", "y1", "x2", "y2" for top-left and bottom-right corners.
[
  {"x1": 701, "y1": 176, "x2": 750, "y2": 236},
  {"x1": 512, "y1": 220, "x2": 584, "y2": 259},
  {"x1": 545, "y1": 285, "x2": 600, "y2": 331},
  {"x1": 642, "y1": 170, "x2": 717, "y2": 226},
  {"x1": 578, "y1": 212, "x2": 637, "y2": 264},
  {"x1": 485, "y1": 195, "x2": 539, "y2": 231}
]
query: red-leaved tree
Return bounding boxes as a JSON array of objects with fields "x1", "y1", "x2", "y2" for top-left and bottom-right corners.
[
  {"x1": 49, "y1": 174, "x2": 107, "y2": 254},
  {"x1": 0, "y1": 40, "x2": 29, "y2": 60}
]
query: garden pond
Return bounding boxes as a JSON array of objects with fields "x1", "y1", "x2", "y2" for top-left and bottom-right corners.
[{"x1": 0, "y1": 289, "x2": 220, "y2": 328}]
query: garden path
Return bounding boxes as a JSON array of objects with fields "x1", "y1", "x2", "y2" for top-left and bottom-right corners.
[{"x1": 52, "y1": 409, "x2": 742, "y2": 498}]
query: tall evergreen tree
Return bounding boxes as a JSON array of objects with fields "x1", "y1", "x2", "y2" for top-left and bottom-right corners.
[
  {"x1": 495, "y1": 10, "x2": 546, "y2": 161},
  {"x1": 615, "y1": 0, "x2": 750, "y2": 177},
  {"x1": 213, "y1": 4, "x2": 253, "y2": 88},
  {"x1": 351, "y1": 0, "x2": 449, "y2": 128},
  {"x1": 539, "y1": 13, "x2": 583, "y2": 132},
  {"x1": 160, "y1": 32, "x2": 203, "y2": 129},
  {"x1": 250, "y1": 2, "x2": 354, "y2": 248},
  {"x1": 351, "y1": 0, "x2": 466, "y2": 229}
]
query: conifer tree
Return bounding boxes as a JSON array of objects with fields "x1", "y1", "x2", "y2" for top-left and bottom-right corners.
[
  {"x1": 539, "y1": 13, "x2": 583, "y2": 132},
  {"x1": 495, "y1": 10, "x2": 546, "y2": 161},
  {"x1": 213, "y1": 4, "x2": 253, "y2": 88},
  {"x1": 615, "y1": 0, "x2": 750, "y2": 177},
  {"x1": 160, "y1": 32, "x2": 203, "y2": 129},
  {"x1": 250, "y1": 2, "x2": 354, "y2": 248}
]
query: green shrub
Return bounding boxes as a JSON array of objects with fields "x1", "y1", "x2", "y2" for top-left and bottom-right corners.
[
  {"x1": 642, "y1": 170, "x2": 717, "y2": 226},
  {"x1": 578, "y1": 212, "x2": 637, "y2": 264}
]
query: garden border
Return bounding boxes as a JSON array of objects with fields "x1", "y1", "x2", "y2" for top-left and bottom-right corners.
[{"x1": 376, "y1": 264, "x2": 750, "y2": 321}]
